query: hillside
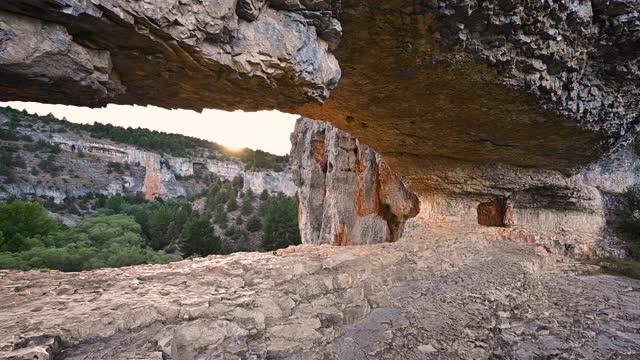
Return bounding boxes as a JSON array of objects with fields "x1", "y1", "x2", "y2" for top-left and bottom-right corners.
[
  {"x1": 0, "y1": 106, "x2": 295, "y2": 202},
  {"x1": 0, "y1": 107, "x2": 301, "y2": 271}
]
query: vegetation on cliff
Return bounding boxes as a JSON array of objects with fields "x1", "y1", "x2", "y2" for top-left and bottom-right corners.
[{"x1": 0, "y1": 106, "x2": 288, "y2": 171}]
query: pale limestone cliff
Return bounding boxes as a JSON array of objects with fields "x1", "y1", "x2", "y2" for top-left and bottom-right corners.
[
  {"x1": 0, "y1": 113, "x2": 296, "y2": 202},
  {"x1": 291, "y1": 118, "x2": 419, "y2": 245}
]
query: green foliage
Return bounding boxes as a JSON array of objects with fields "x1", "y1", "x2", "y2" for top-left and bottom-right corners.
[
  {"x1": 0, "y1": 214, "x2": 180, "y2": 272},
  {"x1": 609, "y1": 185, "x2": 640, "y2": 279},
  {"x1": 261, "y1": 195, "x2": 301, "y2": 251},
  {"x1": 0, "y1": 201, "x2": 60, "y2": 252},
  {"x1": 107, "y1": 161, "x2": 127, "y2": 175},
  {"x1": 38, "y1": 154, "x2": 62, "y2": 176},
  {"x1": 241, "y1": 196, "x2": 254, "y2": 216},
  {"x1": 245, "y1": 215, "x2": 262, "y2": 233},
  {"x1": 616, "y1": 185, "x2": 640, "y2": 260},
  {"x1": 0, "y1": 146, "x2": 25, "y2": 181},
  {"x1": 227, "y1": 196, "x2": 239, "y2": 212},
  {"x1": 221, "y1": 226, "x2": 251, "y2": 254},
  {"x1": 214, "y1": 203, "x2": 228, "y2": 225},
  {"x1": 0, "y1": 128, "x2": 20, "y2": 141},
  {"x1": 182, "y1": 217, "x2": 220, "y2": 257},
  {"x1": 232, "y1": 175, "x2": 244, "y2": 189},
  {"x1": 600, "y1": 258, "x2": 640, "y2": 279},
  {"x1": 238, "y1": 149, "x2": 288, "y2": 172},
  {"x1": 259, "y1": 189, "x2": 270, "y2": 201}
]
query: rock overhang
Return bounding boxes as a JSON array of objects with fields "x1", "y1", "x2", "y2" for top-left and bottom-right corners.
[{"x1": 0, "y1": 0, "x2": 638, "y2": 197}]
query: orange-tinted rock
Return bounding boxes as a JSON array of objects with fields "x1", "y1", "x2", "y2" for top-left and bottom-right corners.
[{"x1": 291, "y1": 117, "x2": 419, "y2": 245}]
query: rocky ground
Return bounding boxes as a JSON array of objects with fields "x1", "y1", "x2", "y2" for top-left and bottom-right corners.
[{"x1": 1, "y1": 224, "x2": 638, "y2": 360}]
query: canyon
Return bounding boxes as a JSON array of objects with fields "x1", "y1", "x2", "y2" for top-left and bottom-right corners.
[
  {"x1": 0, "y1": 110, "x2": 296, "y2": 203},
  {"x1": 0, "y1": 0, "x2": 639, "y2": 358}
]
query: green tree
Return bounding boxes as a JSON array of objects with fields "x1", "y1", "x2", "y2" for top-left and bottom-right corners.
[
  {"x1": 241, "y1": 196, "x2": 254, "y2": 216},
  {"x1": 261, "y1": 196, "x2": 301, "y2": 251},
  {"x1": 245, "y1": 215, "x2": 262, "y2": 233},
  {"x1": 213, "y1": 203, "x2": 228, "y2": 225},
  {"x1": 232, "y1": 175, "x2": 244, "y2": 189},
  {"x1": 227, "y1": 196, "x2": 239, "y2": 212},
  {"x1": 0, "y1": 201, "x2": 60, "y2": 252},
  {"x1": 259, "y1": 189, "x2": 269, "y2": 201},
  {"x1": 182, "y1": 217, "x2": 220, "y2": 257}
]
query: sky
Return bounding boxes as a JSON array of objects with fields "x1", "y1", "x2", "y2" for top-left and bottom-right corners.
[{"x1": 0, "y1": 102, "x2": 299, "y2": 155}]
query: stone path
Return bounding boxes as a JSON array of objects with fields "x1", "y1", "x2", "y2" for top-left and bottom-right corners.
[{"x1": 1, "y1": 229, "x2": 639, "y2": 359}]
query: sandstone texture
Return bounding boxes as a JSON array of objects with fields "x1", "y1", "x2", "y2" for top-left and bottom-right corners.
[
  {"x1": 0, "y1": 228, "x2": 639, "y2": 359},
  {"x1": 291, "y1": 118, "x2": 419, "y2": 245}
]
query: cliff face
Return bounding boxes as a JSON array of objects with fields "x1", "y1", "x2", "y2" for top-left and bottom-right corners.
[
  {"x1": 291, "y1": 118, "x2": 419, "y2": 245},
  {"x1": 0, "y1": 113, "x2": 296, "y2": 202}
]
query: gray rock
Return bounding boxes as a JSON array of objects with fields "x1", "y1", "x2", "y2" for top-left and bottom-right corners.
[{"x1": 291, "y1": 117, "x2": 420, "y2": 245}]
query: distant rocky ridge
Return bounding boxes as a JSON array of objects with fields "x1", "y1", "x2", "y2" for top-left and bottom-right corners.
[{"x1": 0, "y1": 110, "x2": 296, "y2": 203}]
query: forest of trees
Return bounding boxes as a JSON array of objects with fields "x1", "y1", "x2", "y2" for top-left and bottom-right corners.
[
  {"x1": 0, "y1": 179, "x2": 301, "y2": 272},
  {"x1": 0, "y1": 106, "x2": 301, "y2": 272}
]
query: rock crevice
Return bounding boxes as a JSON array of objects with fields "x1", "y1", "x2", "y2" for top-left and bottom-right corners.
[{"x1": 291, "y1": 117, "x2": 419, "y2": 245}]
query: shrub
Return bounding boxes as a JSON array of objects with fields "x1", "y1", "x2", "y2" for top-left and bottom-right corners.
[
  {"x1": 232, "y1": 175, "x2": 244, "y2": 189},
  {"x1": 0, "y1": 201, "x2": 60, "y2": 252}
]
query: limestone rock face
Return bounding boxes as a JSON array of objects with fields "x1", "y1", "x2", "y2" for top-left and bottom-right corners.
[
  {"x1": 0, "y1": 1, "x2": 639, "y2": 198},
  {"x1": 1, "y1": 231, "x2": 639, "y2": 359},
  {"x1": 291, "y1": 117, "x2": 419, "y2": 245},
  {"x1": 0, "y1": 112, "x2": 296, "y2": 202},
  {"x1": 0, "y1": 0, "x2": 340, "y2": 110}
]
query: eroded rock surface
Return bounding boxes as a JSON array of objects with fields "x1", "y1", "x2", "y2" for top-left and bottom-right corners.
[
  {"x1": 0, "y1": 0, "x2": 340, "y2": 110},
  {"x1": 291, "y1": 117, "x2": 419, "y2": 245},
  {"x1": 0, "y1": 229, "x2": 639, "y2": 359},
  {"x1": 0, "y1": 1, "x2": 638, "y2": 197}
]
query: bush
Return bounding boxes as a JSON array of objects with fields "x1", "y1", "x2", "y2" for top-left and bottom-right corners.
[
  {"x1": 38, "y1": 155, "x2": 62, "y2": 176},
  {"x1": 0, "y1": 214, "x2": 181, "y2": 272},
  {"x1": 616, "y1": 185, "x2": 640, "y2": 260},
  {"x1": 608, "y1": 185, "x2": 640, "y2": 279},
  {"x1": 214, "y1": 203, "x2": 228, "y2": 225},
  {"x1": 259, "y1": 189, "x2": 269, "y2": 201},
  {"x1": 241, "y1": 196, "x2": 254, "y2": 216},
  {"x1": 232, "y1": 175, "x2": 244, "y2": 189}
]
